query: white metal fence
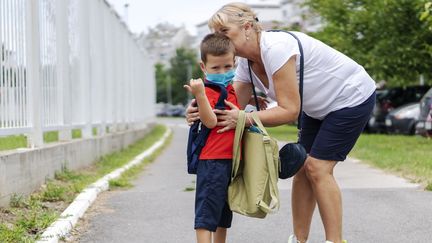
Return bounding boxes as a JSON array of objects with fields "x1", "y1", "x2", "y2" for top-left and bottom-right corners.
[{"x1": 0, "y1": 0, "x2": 155, "y2": 147}]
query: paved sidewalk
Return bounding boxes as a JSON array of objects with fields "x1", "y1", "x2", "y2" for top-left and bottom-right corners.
[{"x1": 77, "y1": 121, "x2": 432, "y2": 243}]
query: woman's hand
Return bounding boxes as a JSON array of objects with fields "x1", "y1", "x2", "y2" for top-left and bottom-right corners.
[
  {"x1": 185, "y1": 99, "x2": 199, "y2": 126},
  {"x1": 214, "y1": 100, "x2": 240, "y2": 133}
]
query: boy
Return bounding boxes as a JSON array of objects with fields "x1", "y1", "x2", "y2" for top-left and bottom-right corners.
[{"x1": 183, "y1": 33, "x2": 239, "y2": 243}]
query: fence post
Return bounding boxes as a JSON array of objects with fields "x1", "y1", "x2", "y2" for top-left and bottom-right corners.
[
  {"x1": 78, "y1": 0, "x2": 92, "y2": 138},
  {"x1": 26, "y1": 0, "x2": 43, "y2": 147},
  {"x1": 56, "y1": 0, "x2": 72, "y2": 141}
]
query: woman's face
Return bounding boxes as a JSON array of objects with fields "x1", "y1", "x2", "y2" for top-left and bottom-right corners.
[{"x1": 216, "y1": 23, "x2": 246, "y2": 53}]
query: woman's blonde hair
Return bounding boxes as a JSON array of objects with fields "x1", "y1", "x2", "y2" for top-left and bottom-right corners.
[{"x1": 208, "y1": 2, "x2": 262, "y2": 33}]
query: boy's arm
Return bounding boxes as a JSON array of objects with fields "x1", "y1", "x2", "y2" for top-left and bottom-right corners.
[
  {"x1": 184, "y1": 79, "x2": 217, "y2": 128},
  {"x1": 195, "y1": 91, "x2": 217, "y2": 128}
]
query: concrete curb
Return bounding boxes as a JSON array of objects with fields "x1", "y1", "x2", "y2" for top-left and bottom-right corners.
[{"x1": 36, "y1": 128, "x2": 172, "y2": 243}]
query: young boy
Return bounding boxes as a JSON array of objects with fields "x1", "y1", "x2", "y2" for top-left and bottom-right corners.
[{"x1": 183, "y1": 33, "x2": 239, "y2": 243}]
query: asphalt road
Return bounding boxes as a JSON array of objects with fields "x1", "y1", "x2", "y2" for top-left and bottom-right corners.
[{"x1": 76, "y1": 118, "x2": 432, "y2": 243}]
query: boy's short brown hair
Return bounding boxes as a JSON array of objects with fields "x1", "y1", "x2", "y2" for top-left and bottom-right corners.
[{"x1": 200, "y1": 33, "x2": 235, "y2": 64}]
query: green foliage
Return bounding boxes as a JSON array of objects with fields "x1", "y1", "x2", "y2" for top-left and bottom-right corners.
[
  {"x1": 155, "y1": 48, "x2": 201, "y2": 105},
  {"x1": 420, "y1": 1, "x2": 432, "y2": 55},
  {"x1": 155, "y1": 63, "x2": 169, "y2": 103},
  {"x1": 304, "y1": 0, "x2": 432, "y2": 86},
  {"x1": 169, "y1": 48, "x2": 201, "y2": 105},
  {"x1": 420, "y1": 1, "x2": 432, "y2": 29}
]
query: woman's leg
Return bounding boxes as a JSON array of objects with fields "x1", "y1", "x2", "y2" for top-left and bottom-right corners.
[
  {"x1": 304, "y1": 156, "x2": 342, "y2": 243},
  {"x1": 214, "y1": 227, "x2": 227, "y2": 243},
  {"x1": 292, "y1": 165, "x2": 317, "y2": 242},
  {"x1": 196, "y1": 229, "x2": 211, "y2": 243}
]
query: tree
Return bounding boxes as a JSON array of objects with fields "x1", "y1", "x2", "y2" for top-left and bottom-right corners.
[
  {"x1": 420, "y1": 1, "x2": 432, "y2": 30},
  {"x1": 155, "y1": 63, "x2": 169, "y2": 103},
  {"x1": 420, "y1": 1, "x2": 432, "y2": 56},
  {"x1": 304, "y1": 0, "x2": 432, "y2": 86},
  {"x1": 168, "y1": 47, "x2": 201, "y2": 105}
]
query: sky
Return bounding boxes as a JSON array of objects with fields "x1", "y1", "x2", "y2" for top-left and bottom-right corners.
[{"x1": 105, "y1": 0, "x2": 260, "y2": 35}]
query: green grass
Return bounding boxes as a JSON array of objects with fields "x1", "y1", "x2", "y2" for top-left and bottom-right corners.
[
  {"x1": 92, "y1": 127, "x2": 98, "y2": 136},
  {"x1": 0, "y1": 131, "x2": 64, "y2": 151},
  {"x1": 267, "y1": 126, "x2": 432, "y2": 190},
  {"x1": 351, "y1": 133, "x2": 432, "y2": 189},
  {"x1": 0, "y1": 124, "x2": 170, "y2": 242},
  {"x1": 109, "y1": 130, "x2": 173, "y2": 189},
  {"x1": 43, "y1": 131, "x2": 59, "y2": 143},
  {"x1": 72, "y1": 129, "x2": 82, "y2": 139},
  {"x1": 0, "y1": 135, "x2": 27, "y2": 151},
  {"x1": 184, "y1": 186, "x2": 195, "y2": 192},
  {"x1": 266, "y1": 124, "x2": 299, "y2": 142}
]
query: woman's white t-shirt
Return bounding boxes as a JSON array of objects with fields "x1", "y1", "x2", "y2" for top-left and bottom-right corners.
[{"x1": 234, "y1": 31, "x2": 377, "y2": 120}]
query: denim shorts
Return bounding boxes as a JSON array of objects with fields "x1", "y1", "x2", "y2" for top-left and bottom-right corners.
[
  {"x1": 195, "y1": 159, "x2": 232, "y2": 232},
  {"x1": 299, "y1": 92, "x2": 376, "y2": 162}
]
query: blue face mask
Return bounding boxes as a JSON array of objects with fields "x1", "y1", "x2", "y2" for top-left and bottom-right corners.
[{"x1": 205, "y1": 69, "x2": 235, "y2": 87}]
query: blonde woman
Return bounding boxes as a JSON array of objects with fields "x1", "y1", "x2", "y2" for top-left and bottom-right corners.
[{"x1": 187, "y1": 2, "x2": 375, "y2": 243}]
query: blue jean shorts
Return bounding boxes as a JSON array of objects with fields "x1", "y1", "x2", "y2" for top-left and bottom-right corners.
[
  {"x1": 299, "y1": 92, "x2": 376, "y2": 162},
  {"x1": 195, "y1": 159, "x2": 232, "y2": 232}
]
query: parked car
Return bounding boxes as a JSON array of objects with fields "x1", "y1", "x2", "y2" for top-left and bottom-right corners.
[
  {"x1": 367, "y1": 85, "x2": 431, "y2": 133},
  {"x1": 385, "y1": 103, "x2": 419, "y2": 135},
  {"x1": 156, "y1": 103, "x2": 186, "y2": 117},
  {"x1": 415, "y1": 87, "x2": 432, "y2": 137}
]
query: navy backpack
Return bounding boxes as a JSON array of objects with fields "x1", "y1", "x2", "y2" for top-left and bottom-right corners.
[{"x1": 186, "y1": 83, "x2": 227, "y2": 174}]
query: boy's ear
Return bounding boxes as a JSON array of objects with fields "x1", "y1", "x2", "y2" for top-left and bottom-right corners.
[{"x1": 199, "y1": 61, "x2": 206, "y2": 73}]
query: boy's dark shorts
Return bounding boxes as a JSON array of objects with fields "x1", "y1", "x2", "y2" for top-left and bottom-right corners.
[
  {"x1": 299, "y1": 92, "x2": 376, "y2": 162},
  {"x1": 195, "y1": 159, "x2": 232, "y2": 232}
]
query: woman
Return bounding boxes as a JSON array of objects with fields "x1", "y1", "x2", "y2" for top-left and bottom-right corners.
[{"x1": 187, "y1": 2, "x2": 376, "y2": 243}]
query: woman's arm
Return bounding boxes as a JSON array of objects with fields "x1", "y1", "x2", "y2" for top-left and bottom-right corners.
[
  {"x1": 184, "y1": 79, "x2": 217, "y2": 128},
  {"x1": 255, "y1": 56, "x2": 300, "y2": 126},
  {"x1": 233, "y1": 81, "x2": 253, "y2": 109},
  {"x1": 214, "y1": 56, "x2": 300, "y2": 132}
]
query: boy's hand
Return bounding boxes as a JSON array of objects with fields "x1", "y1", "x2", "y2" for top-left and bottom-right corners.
[{"x1": 183, "y1": 78, "x2": 205, "y2": 97}]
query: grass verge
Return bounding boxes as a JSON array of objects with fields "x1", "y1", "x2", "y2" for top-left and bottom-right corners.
[
  {"x1": 266, "y1": 124, "x2": 299, "y2": 142},
  {"x1": 350, "y1": 133, "x2": 432, "y2": 190},
  {"x1": 267, "y1": 125, "x2": 432, "y2": 190},
  {"x1": 0, "y1": 124, "x2": 170, "y2": 242}
]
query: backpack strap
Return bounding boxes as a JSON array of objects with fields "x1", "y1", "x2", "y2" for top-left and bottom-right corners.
[{"x1": 204, "y1": 83, "x2": 228, "y2": 110}]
